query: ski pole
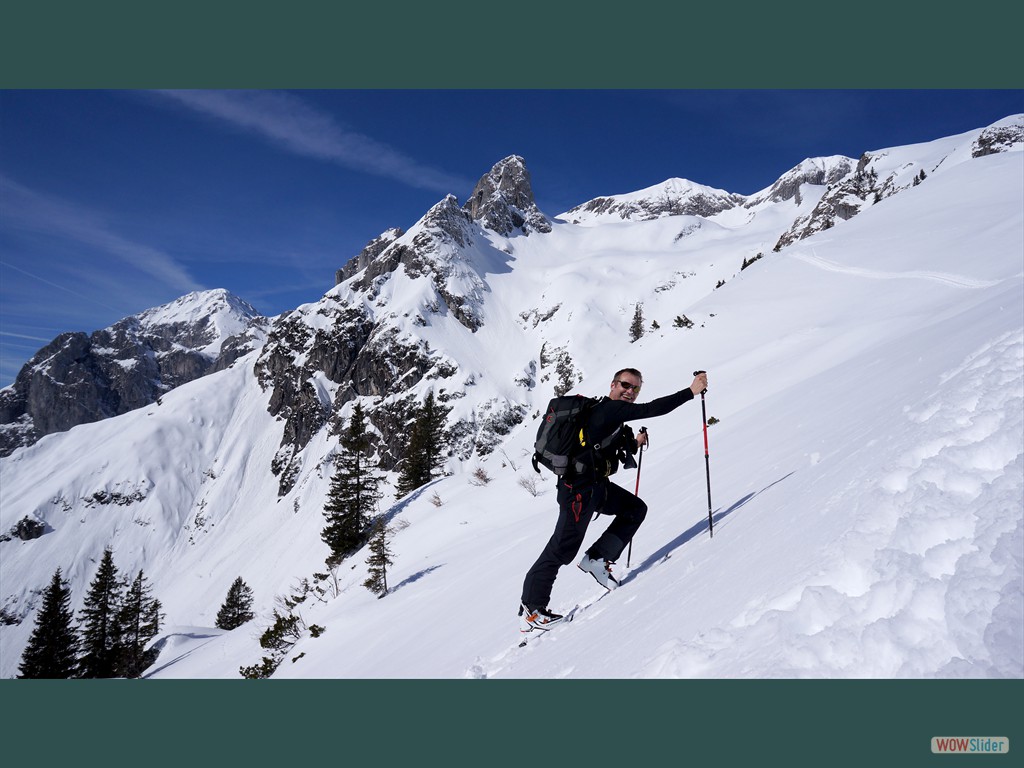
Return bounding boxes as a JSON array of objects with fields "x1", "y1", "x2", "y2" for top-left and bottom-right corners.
[
  {"x1": 627, "y1": 427, "x2": 647, "y2": 567},
  {"x1": 694, "y1": 370, "x2": 713, "y2": 538}
]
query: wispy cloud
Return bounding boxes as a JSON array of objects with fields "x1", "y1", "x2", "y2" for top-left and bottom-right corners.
[
  {"x1": 0, "y1": 330, "x2": 52, "y2": 342},
  {"x1": 153, "y1": 90, "x2": 473, "y2": 194},
  {"x1": 0, "y1": 176, "x2": 203, "y2": 296},
  {"x1": 0, "y1": 257, "x2": 134, "y2": 316}
]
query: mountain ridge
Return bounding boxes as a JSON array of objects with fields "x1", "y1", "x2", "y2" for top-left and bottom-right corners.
[{"x1": 0, "y1": 288, "x2": 267, "y2": 457}]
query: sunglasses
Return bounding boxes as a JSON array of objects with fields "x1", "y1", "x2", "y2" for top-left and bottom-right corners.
[{"x1": 615, "y1": 380, "x2": 641, "y2": 392}]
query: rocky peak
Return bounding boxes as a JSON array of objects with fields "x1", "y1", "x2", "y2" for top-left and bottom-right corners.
[
  {"x1": 0, "y1": 289, "x2": 266, "y2": 457},
  {"x1": 745, "y1": 156, "x2": 855, "y2": 207},
  {"x1": 562, "y1": 178, "x2": 744, "y2": 222},
  {"x1": 132, "y1": 289, "x2": 261, "y2": 356},
  {"x1": 421, "y1": 195, "x2": 477, "y2": 249},
  {"x1": 336, "y1": 227, "x2": 404, "y2": 286},
  {"x1": 264, "y1": 185, "x2": 525, "y2": 493},
  {"x1": 772, "y1": 116, "x2": 1024, "y2": 252},
  {"x1": 336, "y1": 195, "x2": 490, "y2": 333},
  {"x1": 972, "y1": 117, "x2": 1024, "y2": 157},
  {"x1": 463, "y1": 155, "x2": 551, "y2": 236},
  {"x1": 772, "y1": 153, "x2": 886, "y2": 251}
]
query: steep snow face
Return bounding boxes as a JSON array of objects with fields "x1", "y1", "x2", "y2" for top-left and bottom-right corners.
[{"x1": 0, "y1": 117, "x2": 1020, "y2": 681}]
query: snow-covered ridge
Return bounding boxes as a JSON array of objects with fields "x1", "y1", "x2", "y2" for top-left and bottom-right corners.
[
  {"x1": 559, "y1": 114, "x2": 1023, "y2": 231},
  {"x1": 559, "y1": 177, "x2": 745, "y2": 224},
  {"x1": 135, "y1": 288, "x2": 261, "y2": 358}
]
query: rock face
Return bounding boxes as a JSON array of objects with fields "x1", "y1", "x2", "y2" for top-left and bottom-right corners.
[
  {"x1": 772, "y1": 153, "x2": 880, "y2": 250},
  {"x1": 462, "y1": 155, "x2": 551, "y2": 236},
  {"x1": 774, "y1": 116, "x2": 1024, "y2": 250},
  {"x1": 744, "y1": 156, "x2": 855, "y2": 207},
  {"x1": 256, "y1": 157, "x2": 553, "y2": 494},
  {"x1": 973, "y1": 122, "x2": 1024, "y2": 157},
  {"x1": 0, "y1": 289, "x2": 266, "y2": 457},
  {"x1": 335, "y1": 227, "x2": 404, "y2": 286}
]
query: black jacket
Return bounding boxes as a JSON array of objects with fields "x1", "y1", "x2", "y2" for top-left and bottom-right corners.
[{"x1": 576, "y1": 387, "x2": 695, "y2": 482}]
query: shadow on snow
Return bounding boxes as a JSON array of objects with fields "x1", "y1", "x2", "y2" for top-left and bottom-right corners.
[{"x1": 621, "y1": 471, "x2": 795, "y2": 585}]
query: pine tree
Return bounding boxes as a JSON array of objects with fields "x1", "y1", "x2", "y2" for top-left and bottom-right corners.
[
  {"x1": 322, "y1": 402, "x2": 382, "y2": 566},
  {"x1": 216, "y1": 576, "x2": 255, "y2": 630},
  {"x1": 238, "y1": 582, "x2": 323, "y2": 679},
  {"x1": 673, "y1": 314, "x2": 694, "y2": 329},
  {"x1": 117, "y1": 569, "x2": 163, "y2": 678},
  {"x1": 553, "y1": 350, "x2": 576, "y2": 397},
  {"x1": 420, "y1": 390, "x2": 451, "y2": 477},
  {"x1": 77, "y1": 547, "x2": 125, "y2": 678},
  {"x1": 396, "y1": 391, "x2": 451, "y2": 497},
  {"x1": 18, "y1": 568, "x2": 79, "y2": 679},
  {"x1": 629, "y1": 302, "x2": 645, "y2": 342},
  {"x1": 363, "y1": 516, "x2": 394, "y2": 598},
  {"x1": 239, "y1": 610, "x2": 302, "y2": 679}
]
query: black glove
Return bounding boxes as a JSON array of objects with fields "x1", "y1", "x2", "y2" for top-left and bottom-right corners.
[
  {"x1": 619, "y1": 424, "x2": 637, "y2": 455},
  {"x1": 616, "y1": 426, "x2": 638, "y2": 469}
]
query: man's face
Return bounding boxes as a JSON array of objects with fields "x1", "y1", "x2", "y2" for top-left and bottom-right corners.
[{"x1": 609, "y1": 372, "x2": 642, "y2": 403}]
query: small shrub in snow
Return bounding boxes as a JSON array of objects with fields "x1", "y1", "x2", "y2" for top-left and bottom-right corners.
[
  {"x1": 517, "y1": 474, "x2": 540, "y2": 497},
  {"x1": 469, "y1": 467, "x2": 492, "y2": 486}
]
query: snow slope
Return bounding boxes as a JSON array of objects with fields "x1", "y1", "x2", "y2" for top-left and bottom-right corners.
[{"x1": 1, "y1": 120, "x2": 1020, "y2": 680}]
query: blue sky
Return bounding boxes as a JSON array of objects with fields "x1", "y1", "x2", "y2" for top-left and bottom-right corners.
[{"x1": 1, "y1": 89, "x2": 1021, "y2": 387}]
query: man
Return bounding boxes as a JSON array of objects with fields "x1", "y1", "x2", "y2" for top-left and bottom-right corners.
[{"x1": 520, "y1": 368, "x2": 709, "y2": 631}]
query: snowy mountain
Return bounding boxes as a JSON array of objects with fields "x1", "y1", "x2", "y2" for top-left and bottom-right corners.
[
  {"x1": 0, "y1": 289, "x2": 267, "y2": 457},
  {"x1": 742, "y1": 155, "x2": 855, "y2": 208},
  {"x1": 1, "y1": 116, "x2": 1021, "y2": 680},
  {"x1": 774, "y1": 117, "x2": 1024, "y2": 250},
  {"x1": 561, "y1": 176, "x2": 745, "y2": 223}
]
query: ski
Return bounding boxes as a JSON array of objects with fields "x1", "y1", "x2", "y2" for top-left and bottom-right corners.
[
  {"x1": 517, "y1": 590, "x2": 612, "y2": 646},
  {"x1": 518, "y1": 603, "x2": 580, "y2": 646}
]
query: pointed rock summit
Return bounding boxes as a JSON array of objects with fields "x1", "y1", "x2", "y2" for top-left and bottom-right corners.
[{"x1": 463, "y1": 156, "x2": 550, "y2": 236}]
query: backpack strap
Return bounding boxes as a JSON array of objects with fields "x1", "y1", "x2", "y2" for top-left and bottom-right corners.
[{"x1": 591, "y1": 424, "x2": 622, "y2": 452}]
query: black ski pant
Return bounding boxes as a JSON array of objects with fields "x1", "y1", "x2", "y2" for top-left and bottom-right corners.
[{"x1": 521, "y1": 478, "x2": 647, "y2": 610}]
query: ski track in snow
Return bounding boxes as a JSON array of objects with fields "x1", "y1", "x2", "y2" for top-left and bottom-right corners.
[
  {"x1": 790, "y1": 250, "x2": 1007, "y2": 289},
  {"x1": 637, "y1": 330, "x2": 1024, "y2": 678},
  {"x1": 142, "y1": 631, "x2": 223, "y2": 677},
  {"x1": 468, "y1": 592, "x2": 612, "y2": 679}
]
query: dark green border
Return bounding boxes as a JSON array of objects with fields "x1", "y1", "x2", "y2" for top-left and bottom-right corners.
[
  {"x1": 2, "y1": 1, "x2": 1022, "y2": 87},
  {"x1": 0, "y1": 679, "x2": 1021, "y2": 766},
  {"x1": 2, "y1": 4, "x2": 1021, "y2": 768}
]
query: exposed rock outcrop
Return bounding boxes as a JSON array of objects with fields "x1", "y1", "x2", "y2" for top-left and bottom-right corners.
[
  {"x1": 463, "y1": 155, "x2": 551, "y2": 235},
  {"x1": 562, "y1": 178, "x2": 743, "y2": 222}
]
